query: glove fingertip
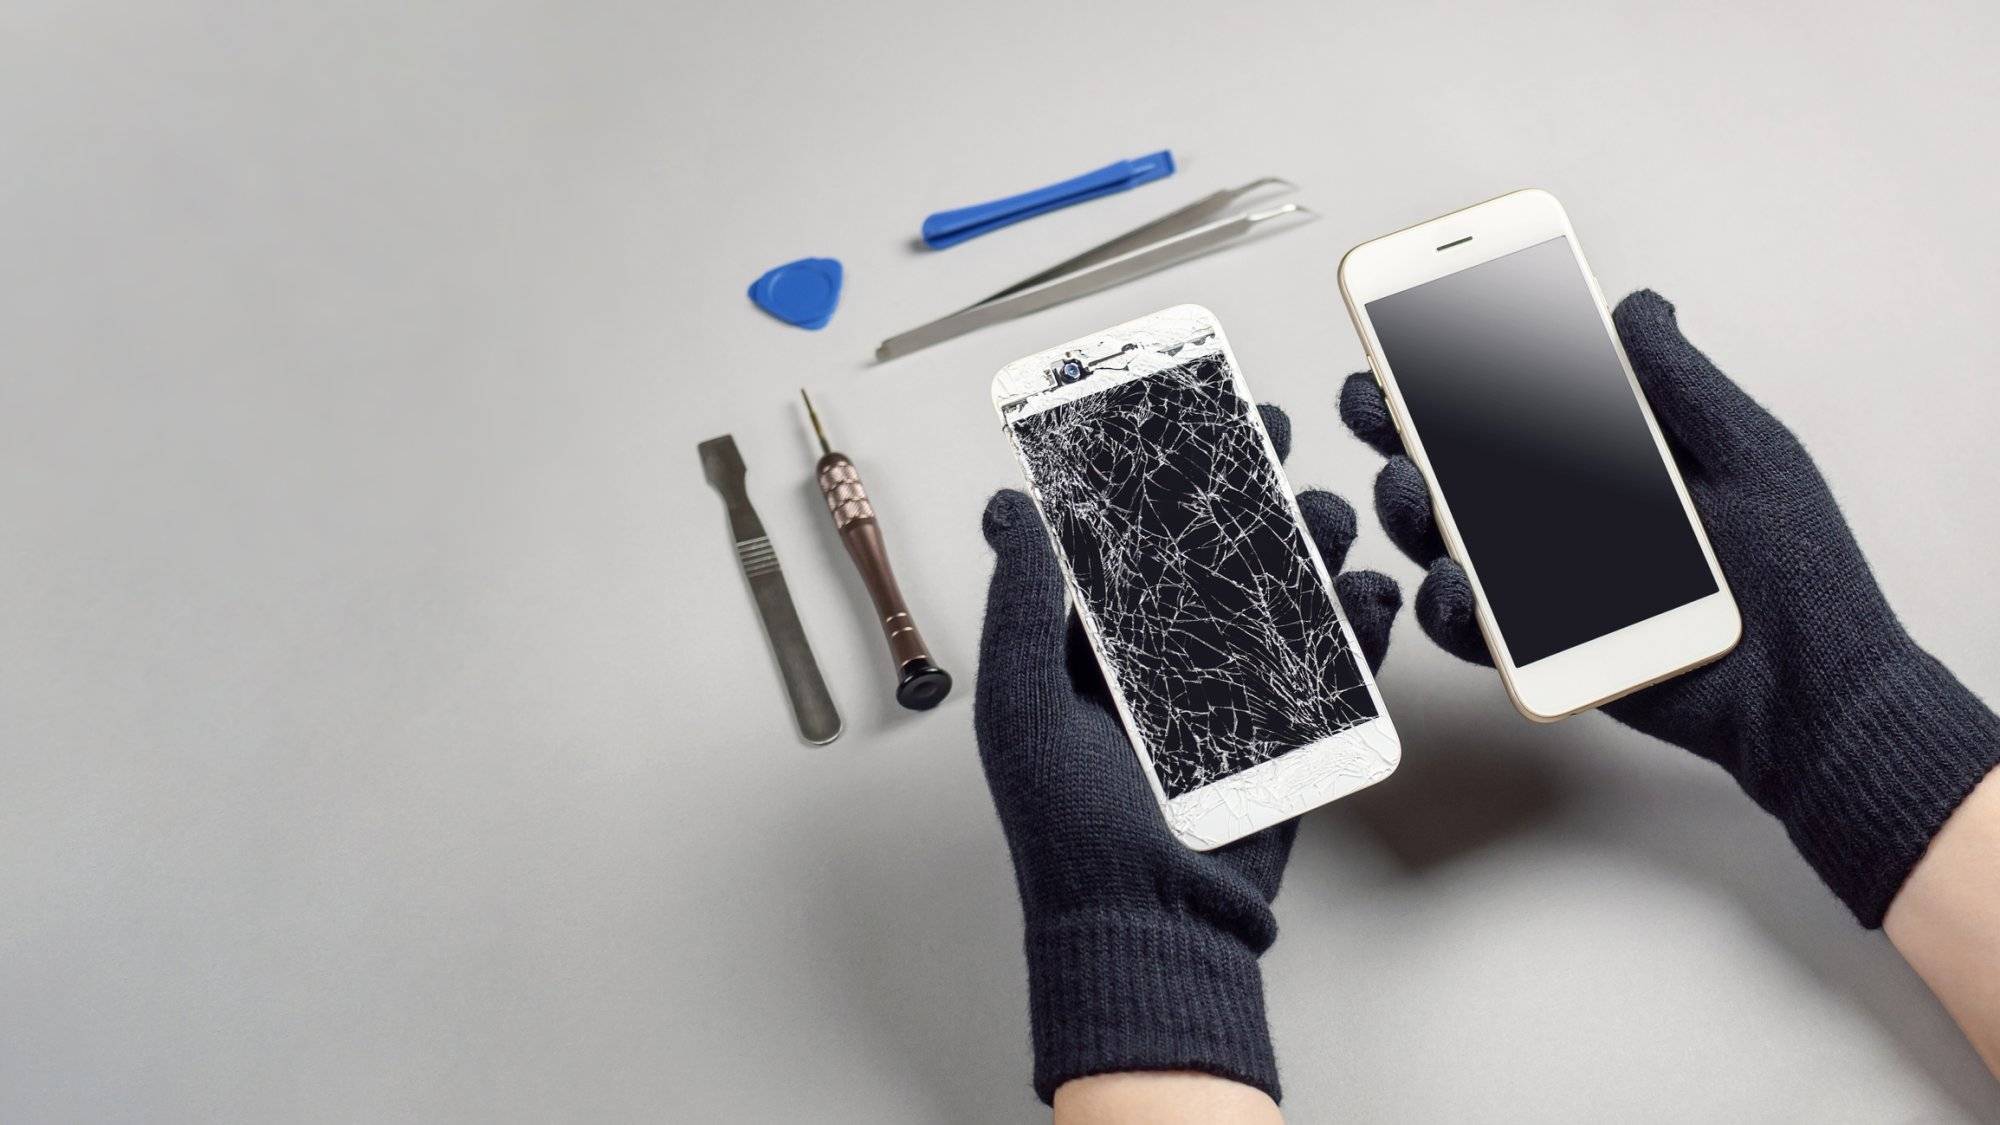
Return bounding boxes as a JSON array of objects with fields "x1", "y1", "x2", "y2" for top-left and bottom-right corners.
[
  {"x1": 1335, "y1": 569, "x2": 1401, "y2": 674},
  {"x1": 1257, "y1": 403, "x2": 1293, "y2": 464},
  {"x1": 1374, "y1": 456, "x2": 1444, "y2": 567},
  {"x1": 1297, "y1": 489, "x2": 1358, "y2": 573},
  {"x1": 982, "y1": 488, "x2": 1042, "y2": 548},
  {"x1": 1614, "y1": 290, "x2": 1697, "y2": 398},
  {"x1": 1614, "y1": 288, "x2": 1676, "y2": 329},
  {"x1": 1339, "y1": 372, "x2": 1402, "y2": 458},
  {"x1": 980, "y1": 489, "x2": 1065, "y2": 624},
  {"x1": 977, "y1": 489, "x2": 1077, "y2": 714},
  {"x1": 1414, "y1": 559, "x2": 1494, "y2": 667}
]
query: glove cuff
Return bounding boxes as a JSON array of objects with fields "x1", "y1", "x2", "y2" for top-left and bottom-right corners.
[
  {"x1": 1788, "y1": 647, "x2": 2000, "y2": 927},
  {"x1": 1024, "y1": 908, "x2": 1279, "y2": 1106}
]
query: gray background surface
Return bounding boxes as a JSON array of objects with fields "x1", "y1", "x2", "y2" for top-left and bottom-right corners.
[{"x1": 4, "y1": 1, "x2": 1998, "y2": 1121}]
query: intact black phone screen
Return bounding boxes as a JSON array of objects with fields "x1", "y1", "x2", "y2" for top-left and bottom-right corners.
[
  {"x1": 1009, "y1": 354, "x2": 1377, "y2": 798},
  {"x1": 1365, "y1": 236, "x2": 1717, "y2": 665}
]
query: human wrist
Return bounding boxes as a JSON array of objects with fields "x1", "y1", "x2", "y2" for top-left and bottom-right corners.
[
  {"x1": 1025, "y1": 907, "x2": 1280, "y2": 1105},
  {"x1": 1884, "y1": 770, "x2": 2000, "y2": 1075},
  {"x1": 1053, "y1": 1070, "x2": 1284, "y2": 1124}
]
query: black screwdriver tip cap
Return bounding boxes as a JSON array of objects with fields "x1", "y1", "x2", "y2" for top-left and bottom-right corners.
[{"x1": 896, "y1": 658, "x2": 953, "y2": 711}]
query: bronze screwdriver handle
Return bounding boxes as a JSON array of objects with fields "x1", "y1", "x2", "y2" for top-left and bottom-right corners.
[{"x1": 815, "y1": 451, "x2": 952, "y2": 710}]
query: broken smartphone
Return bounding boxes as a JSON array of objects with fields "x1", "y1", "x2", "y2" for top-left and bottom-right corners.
[{"x1": 993, "y1": 305, "x2": 1400, "y2": 850}]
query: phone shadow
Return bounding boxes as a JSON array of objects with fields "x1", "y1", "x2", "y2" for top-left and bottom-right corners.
[{"x1": 1328, "y1": 708, "x2": 1566, "y2": 873}]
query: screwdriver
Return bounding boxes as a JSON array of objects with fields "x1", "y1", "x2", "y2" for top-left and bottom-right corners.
[{"x1": 801, "y1": 390, "x2": 954, "y2": 711}]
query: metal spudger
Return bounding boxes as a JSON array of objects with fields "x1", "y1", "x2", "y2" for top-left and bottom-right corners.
[
  {"x1": 698, "y1": 435, "x2": 843, "y2": 745},
  {"x1": 876, "y1": 179, "x2": 1309, "y2": 361}
]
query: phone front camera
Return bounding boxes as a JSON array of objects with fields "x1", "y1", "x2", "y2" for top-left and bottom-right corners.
[{"x1": 1053, "y1": 358, "x2": 1088, "y2": 385}]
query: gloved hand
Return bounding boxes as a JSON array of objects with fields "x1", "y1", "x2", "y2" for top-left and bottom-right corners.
[
  {"x1": 976, "y1": 404, "x2": 1401, "y2": 1105},
  {"x1": 1339, "y1": 289, "x2": 2000, "y2": 926}
]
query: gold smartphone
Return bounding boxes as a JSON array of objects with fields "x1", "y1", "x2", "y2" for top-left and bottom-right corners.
[{"x1": 1338, "y1": 190, "x2": 1740, "y2": 720}]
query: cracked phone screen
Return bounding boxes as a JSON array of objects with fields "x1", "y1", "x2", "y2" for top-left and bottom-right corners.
[{"x1": 1012, "y1": 353, "x2": 1378, "y2": 799}]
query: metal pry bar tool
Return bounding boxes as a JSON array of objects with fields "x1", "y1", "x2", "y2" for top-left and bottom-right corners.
[
  {"x1": 801, "y1": 391, "x2": 953, "y2": 711},
  {"x1": 698, "y1": 435, "x2": 843, "y2": 745},
  {"x1": 877, "y1": 178, "x2": 1309, "y2": 361}
]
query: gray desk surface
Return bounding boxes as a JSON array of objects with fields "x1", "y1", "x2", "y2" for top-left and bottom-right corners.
[{"x1": 5, "y1": 2, "x2": 1998, "y2": 1120}]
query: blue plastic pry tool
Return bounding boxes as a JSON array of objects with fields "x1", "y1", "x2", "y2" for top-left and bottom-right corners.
[
  {"x1": 748, "y1": 257, "x2": 843, "y2": 330},
  {"x1": 920, "y1": 150, "x2": 1175, "y2": 250}
]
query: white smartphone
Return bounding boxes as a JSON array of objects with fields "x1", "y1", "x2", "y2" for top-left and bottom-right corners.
[
  {"x1": 1338, "y1": 189, "x2": 1741, "y2": 721},
  {"x1": 993, "y1": 305, "x2": 1401, "y2": 850}
]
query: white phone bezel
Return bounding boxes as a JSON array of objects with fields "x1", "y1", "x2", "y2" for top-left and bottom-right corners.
[
  {"x1": 1338, "y1": 189, "x2": 1741, "y2": 722},
  {"x1": 992, "y1": 304, "x2": 1402, "y2": 850}
]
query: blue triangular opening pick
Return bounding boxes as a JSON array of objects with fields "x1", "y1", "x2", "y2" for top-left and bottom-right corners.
[{"x1": 748, "y1": 257, "x2": 842, "y2": 330}]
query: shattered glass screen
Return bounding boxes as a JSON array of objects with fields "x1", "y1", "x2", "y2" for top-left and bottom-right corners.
[
  {"x1": 1365, "y1": 236, "x2": 1717, "y2": 664},
  {"x1": 1012, "y1": 354, "x2": 1378, "y2": 799}
]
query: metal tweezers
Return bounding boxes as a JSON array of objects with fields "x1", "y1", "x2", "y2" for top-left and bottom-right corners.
[{"x1": 875, "y1": 179, "x2": 1312, "y2": 361}]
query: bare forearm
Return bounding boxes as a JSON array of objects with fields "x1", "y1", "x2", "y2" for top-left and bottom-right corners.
[
  {"x1": 1885, "y1": 768, "x2": 2000, "y2": 1076},
  {"x1": 1053, "y1": 1072, "x2": 1283, "y2": 1125}
]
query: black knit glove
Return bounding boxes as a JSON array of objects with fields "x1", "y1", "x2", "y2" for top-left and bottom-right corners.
[
  {"x1": 1339, "y1": 289, "x2": 2000, "y2": 926},
  {"x1": 976, "y1": 404, "x2": 1401, "y2": 1105}
]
